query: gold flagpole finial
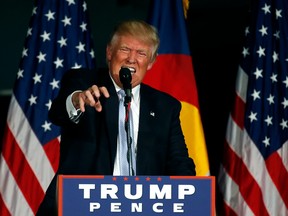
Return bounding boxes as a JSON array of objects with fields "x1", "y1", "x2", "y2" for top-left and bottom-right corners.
[{"x1": 182, "y1": 0, "x2": 190, "y2": 19}]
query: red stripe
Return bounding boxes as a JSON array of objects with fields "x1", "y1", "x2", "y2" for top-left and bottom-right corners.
[
  {"x1": 2, "y1": 125, "x2": 45, "y2": 214},
  {"x1": 231, "y1": 93, "x2": 245, "y2": 129},
  {"x1": 143, "y1": 54, "x2": 199, "y2": 107},
  {"x1": 265, "y1": 152, "x2": 288, "y2": 208},
  {"x1": 0, "y1": 194, "x2": 11, "y2": 216},
  {"x1": 222, "y1": 140, "x2": 270, "y2": 216},
  {"x1": 43, "y1": 138, "x2": 60, "y2": 173},
  {"x1": 223, "y1": 200, "x2": 238, "y2": 216}
]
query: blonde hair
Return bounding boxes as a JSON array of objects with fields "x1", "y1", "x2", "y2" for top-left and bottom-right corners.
[{"x1": 108, "y1": 20, "x2": 160, "y2": 62}]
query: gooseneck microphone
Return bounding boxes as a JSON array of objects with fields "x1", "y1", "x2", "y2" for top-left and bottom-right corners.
[{"x1": 119, "y1": 67, "x2": 132, "y2": 103}]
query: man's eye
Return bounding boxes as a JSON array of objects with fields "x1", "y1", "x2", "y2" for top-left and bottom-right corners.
[
  {"x1": 120, "y1": 48, "x2": 130, "y2": 52},
  {"x1": 138, "y1": 52, "x2": 147, "y2": 57}
]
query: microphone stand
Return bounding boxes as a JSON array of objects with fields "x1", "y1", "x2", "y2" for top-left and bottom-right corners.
[{"x1": 123, "y1": 96, "x2": 135, "y2": 176}]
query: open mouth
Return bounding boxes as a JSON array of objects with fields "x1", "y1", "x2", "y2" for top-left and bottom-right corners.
[{"x1": 126, "y1": 67, "x2": 136, "y2": 73}]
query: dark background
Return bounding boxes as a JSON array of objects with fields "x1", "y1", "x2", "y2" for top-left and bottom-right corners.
[{"x1": 0, "y1": 0, "x2": 250, "y2": 209}]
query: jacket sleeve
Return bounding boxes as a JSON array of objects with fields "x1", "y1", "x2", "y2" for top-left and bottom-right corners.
[
  {"x1": 165, "y1": 99, "x2": 196, "y2": 176},
  {"x1": 48, "y1": 68, "x2": 95, "y2": 126},
  {"x1": 136, "y1": 85, "x2": 196, "y2": 176}
]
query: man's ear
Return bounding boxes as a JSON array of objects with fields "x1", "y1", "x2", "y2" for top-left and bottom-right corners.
[
  {"x1": 147, "y1": 55, "x2": 157, "y2": 70},
  {"x1": 147, "y1": 62, "x2": 154, "y2": 70},
  {"x1": 106, "y1": 45, "x2": 112, "y2": 61}
]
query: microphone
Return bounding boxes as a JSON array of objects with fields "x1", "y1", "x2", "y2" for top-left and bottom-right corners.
[{"x1": 119, "y1": 67, "x2": 132, "y2": 103}]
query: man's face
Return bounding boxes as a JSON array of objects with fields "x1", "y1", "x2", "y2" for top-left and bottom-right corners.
[{"x1": 106, "y1": 35, "x2": 155, "y2": 88}]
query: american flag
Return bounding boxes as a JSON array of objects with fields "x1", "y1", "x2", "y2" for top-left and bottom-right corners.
[
  {"x1": 0, "y1": 0, "x2": 95, "y2": 215},
  {"x1": 218, "y1": 0, "x2": 288, "y2": 215}
]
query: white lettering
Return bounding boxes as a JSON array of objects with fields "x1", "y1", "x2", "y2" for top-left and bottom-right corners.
[
  {"x1": 153, "y1": 203, "x2": 163, "y2": 213},
  {"x1": 124, "y1": 184, "x2": 143, "y2": 199},
  {"x1": 111, "y1": 203, "x2": 121, "y2": 212},
  {"x1": 173, "y1": 203, "x2": 184, "y2": 212},
  {"x1": 101, "y1": 184, "x2": 118, "y2": 199},
  {"x1": 78, "y1": 184, "x2": 95, "y2": 199},
  {"x1": 89, "y1": 202, "x2": 100, "y2": 212},
  {"x1": 178, "y1": 185, "x2": 195, "y2": 199},
  {"x1": 131, "y1": 203, "x2": 142, "y2": 212},
  {"x1": 150, "y1": 184, "x2": 172, "y2": 199},
  {"x1": 88, "y1": 202, "x2": 186, "y2": 213}
]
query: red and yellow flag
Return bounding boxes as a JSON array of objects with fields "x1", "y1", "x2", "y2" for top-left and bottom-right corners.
[{"x1": 144, "y1": 0, "x2": 209, "y2": 176}]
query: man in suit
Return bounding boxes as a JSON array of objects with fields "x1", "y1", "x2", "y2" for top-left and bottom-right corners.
[{"x1": 37, "y1": 19, "x2": 195, "y2": 215}]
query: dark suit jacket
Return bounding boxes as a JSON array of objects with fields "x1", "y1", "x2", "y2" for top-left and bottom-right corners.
[{"x1": 36, "y1": 68, "x2": 195, "y2": 215}]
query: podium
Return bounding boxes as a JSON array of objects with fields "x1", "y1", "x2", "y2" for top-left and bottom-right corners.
[{"x1": 58, "y1": 175, "x2": 215, "y2": 216}]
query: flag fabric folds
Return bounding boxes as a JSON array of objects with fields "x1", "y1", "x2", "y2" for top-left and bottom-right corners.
[
  {"x1": 0, "y1": 0, "x2": 95, "y2": 215},
  {"x1": 144, "y1": 0, "x2": 210, "y2": 176},
  {"x1": 218, "y1": 0, "x2": 288, "y2": 215}
]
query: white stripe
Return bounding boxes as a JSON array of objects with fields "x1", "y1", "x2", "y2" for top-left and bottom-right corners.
[
  {"x1": 278, "y1": 141, "x2": 288, "y2": 172},
  {"x1": 226, "y1": 115, "x2": 287, "y2": 215},
  {"x1": 218, "y1": 164, "x2": 254, "y2": 216},
  {"x1": 0, "y1": 155, "x2": 34, "y2": 216},
  {"x1": 235, "y1": 66, "x2": 248, "y2": 103},
  {"x1": 7, "y1": 95, "x2": 55, "y2": 191}
]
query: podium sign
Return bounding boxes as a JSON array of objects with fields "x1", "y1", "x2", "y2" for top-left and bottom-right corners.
[{"x1": 58, "y1": 175, "x2": 215, "y2": 216}]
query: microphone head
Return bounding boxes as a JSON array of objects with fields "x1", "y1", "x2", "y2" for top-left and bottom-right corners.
[{"x1": 119, "y1": 67, "x2": 132, "y2": 89}]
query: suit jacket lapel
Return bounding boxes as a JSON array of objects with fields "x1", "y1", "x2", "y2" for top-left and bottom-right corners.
[
  {"x1": 100, "y1": 71, "x2": 119, "y2": 164},
  {"x1": 137, "y1": 84, "x2": 157, "y2": 173}
]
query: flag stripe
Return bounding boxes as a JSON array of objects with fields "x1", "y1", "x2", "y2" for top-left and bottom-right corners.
[
  {"x1": 265, "y1": 150, "x2": 288, "y2": 208},
  {"x1": 7, "y1": 96, "x2": 55, "y2": 191},
  {"x1": 145, "y1": 54, "x2": 199, "y2": 107},
  {"x1": 231, "y1": 93, "x2": 245, "y2": 129},
  {"x1": 180, "y1": 102, "x2": 209, "y2": 175},
  {"x1": 2, "y1": 125, "x2": 44, "y2": 214},
  {"x1": 222, "y1": 139, "x2": 269, "y2": 216},
  {"x1": 235, "y1": 66, "x2": 248, "y2": 103},
  {"x1": 218, "y1": 165, "x2": 254, "y2": 216},
  {"x1": 231, "y1": 67, "x2": 248, "y2": 129},
  {"x1": 222, "y1": 202, "x2": 237, "y2": 216},
  {"x1": 279, "y1": 141, "x2": 288, "y2": 170},
  {"x1": 42, "y1": 137, "x2": 60, "y2": 173},
  {"x1": 0, "y1": 155, "x2": 33, "y2": 216},
  {"x1": 0, "y1": 194, "x2": 11, "y2": 216}
]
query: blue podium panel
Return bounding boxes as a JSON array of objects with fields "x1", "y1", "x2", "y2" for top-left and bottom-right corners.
[{"x1": 58, "y1": 175, "x2": 215, "y2": 216}]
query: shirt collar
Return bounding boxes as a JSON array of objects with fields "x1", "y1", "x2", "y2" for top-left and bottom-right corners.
[{"x1": 109, "y1": 73, "x2": 140, "y2": 102}]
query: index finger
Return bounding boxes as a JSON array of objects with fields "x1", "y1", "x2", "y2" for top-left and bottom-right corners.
[{"x1": 98, "y1": 86, "x2": 110, "y2": 98}]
